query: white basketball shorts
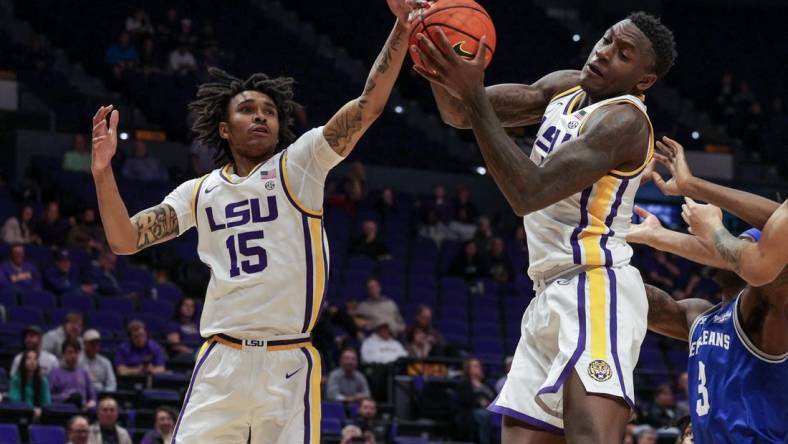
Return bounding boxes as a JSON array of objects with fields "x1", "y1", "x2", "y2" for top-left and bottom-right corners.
[{"x1": 489, "y1": 265, "x2": 647, "y2": 434}]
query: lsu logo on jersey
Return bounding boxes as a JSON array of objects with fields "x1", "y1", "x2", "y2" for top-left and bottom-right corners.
[{"x1": 206, "y1": 196, "x2": 279, "y2": 232}]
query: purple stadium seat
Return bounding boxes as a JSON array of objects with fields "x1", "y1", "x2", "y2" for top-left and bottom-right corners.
[
  {"x1": 142, "y1": 389, "x2": 181, "y2": 408},
  {"x1": 321, "y1": 401, "x2": 345, "y2": 422},
  {"x1": 97, "y1": 297, "x2": 135, "y2": 314},
  {"x1": 347, "y1": 256, "x2": 375, "y2": 272},
  {"x1": 60, "y1": 291, "x2": 94, "y2": 312},
  {"x1": 472, "y1": 323, "x2": 501, "y2": 338},
  {"x1": 23, "y1": 290, "x2": 57, "y2": 308},
  {"x1": 7, "y1": 306, "x2": 44, "y2": 325},
  {"x1": 40, "y1": 403, "x2": 79, "y2": 426},
  {"x1": 409, "y1": 274, "x2": 436, "y2": 290},
  {"x1": 90, "y1": 311, "x2": 125, "y2": 332},
  {"x1": 133, "y1": 314, "x2": 166, "y2": 335},
  {"x1": 0, "y1": 288, "x2": 18, "y2": 307},
  {"x1": 395, "y1": 436, "x2": 428, "y2": 444},
  {"x1": 436, "y1": 320, "x2": 468, "y2": 336},
  {"x1": 441, "y1": 277, "x2": 468, "y2": 296},
  {"x1": 321, "y1": 417, "x2": 342, "y2": 434},
  {"x1": 0, "y1": 424, "x2": 20, "y2": 444},
  {"x1": 66, "y1": 247, "x2": 91, "y2": 269},
  {"x1": 473, "y1": 339, "x2": 503, "y2": 355},
  {"x1": 24, "y1": 245, "x2": 53, "y2": 269},
  {"x1": 122, "y1": 266, "x2": 155, "y2": 288},
  {"x1": 152, "y1": 283, "x2": 183, "y2": 304},
  {"x1": 47, "y1": 308, "x2": 71, "y2": 327},
  {"x1": 120, "y1": 280, "x2": 146, "y2": 297},
  {"x1": 638, "y1": 347, "x2": 666, "y2": 371},
  {"x1": 139, "y1": 300, "x2": 175, "y2": 319},
  {"x1": 409, "y1": 287, "x2": 437, "y2": 305},
  {"x1": 437, "y1": 305, "x2": 466, "y2": 321},
  {"x1": 28, "y1": 424, "x2": 66, "y2": 444}
]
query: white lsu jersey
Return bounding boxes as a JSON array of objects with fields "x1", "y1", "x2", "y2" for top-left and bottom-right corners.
[
  {"x1": 523, "y1": 86, "x2": 654, "y2": 278},
  {"x1": 164, "y1": 127, "x2": 342, "y2": 339}
]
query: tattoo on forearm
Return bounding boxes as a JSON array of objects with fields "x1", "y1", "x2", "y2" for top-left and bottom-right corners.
[
  {"x1": 132, "y1": 204, "x2": 179, "y2": 249},
  {"x1": 645, "y1": 285, "x2": 675, "y2": 326},
  {"x1": 324, "y1": 105, "x2": 363, "y2": 156},
  {"x1": 713, "y1": 227, "x2": 743, "y2": 272}
]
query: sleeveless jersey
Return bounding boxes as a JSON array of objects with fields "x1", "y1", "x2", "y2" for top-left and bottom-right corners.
[
  {"x1": 688, "y1": 294, "x2": 788, "y2": 443},
  {"x1": 523, "y1": 86, "x2": 654, "y2": 278},
  {"x1": 164, "y1": 128, "x2": 336, "y2": 339}
]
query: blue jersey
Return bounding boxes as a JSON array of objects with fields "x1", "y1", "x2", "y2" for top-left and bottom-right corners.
[{"x1": 688, "y1": 294, "x2": 788, "y2": 443}]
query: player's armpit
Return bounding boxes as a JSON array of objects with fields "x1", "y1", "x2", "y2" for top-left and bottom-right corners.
[
  {"x1": 130, "y1": 203, "x2": 180, "y2": 252},
  {"x1": 735, "y1": 201, "x2": 788, "y2": 287},
  {"x1": 645, "y1": 284, "x2": 712, "y2": 341}
]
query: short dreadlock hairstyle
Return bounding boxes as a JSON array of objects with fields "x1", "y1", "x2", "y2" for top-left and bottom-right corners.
[
  {"x1": 627, "y1": 11, "x2": 677, "y2": 78},
  {"x1": 189, "y1": 67, "x2": 300, "y2": 165}
]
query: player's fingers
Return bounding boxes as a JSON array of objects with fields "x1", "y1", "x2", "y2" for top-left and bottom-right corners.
[
  {"x1": 92, "y1": 136, "x2": 106, "y2": 147},
  {"x1": 662, "y1": 136, "x2": 683, "y2": 153},
  {"x1": 109, "y1": 109, "x2": 120, "y2": 133},
  {"x1": 474, "y1": 36, "x2": 488, "y2": 64},
  {"x1": 412, "y1": 63, "x2": 441, "y2": 83},
  {"x1": 653, "y1": 153, "x2": 672, "y2": 169},
  {"x1": 411, "y1": 45, "x2": 442, "y2": 77},
  {"x1": 413, "y1": 39, "x2": 446, "y2": 74},
  {"x1": 92, "y1": 106, "x2": 105, "y2": 125},
  {"x1": 433, "y1": 27, "x2": 456, "y2": 58},
  {"x1": 633, "y1": 206, "x2": 650, "y2": 218},
  {"x1": 655, "y1": 140, "x2": 675, "y2": 159},
  {"x1": 684, "y1": 196, "x2": 697, "y2": 206}
]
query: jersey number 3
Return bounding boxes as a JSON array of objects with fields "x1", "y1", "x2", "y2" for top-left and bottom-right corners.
[
  {"x1": 695, "y1": 360, "x2": 710, "y2": 416},
  {"x1": 225, "y1": 231, "x2": 267, "y2": 277}
]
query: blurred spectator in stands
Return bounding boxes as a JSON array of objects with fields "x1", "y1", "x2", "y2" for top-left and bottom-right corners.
[
  {"x1": 48, "y1": 338, "x2": 96, "y2": 410},
  {"x1": 141, "y1": 406, "x2": 177, "y2": 444},
  {"x1": 138, "y1": 37, "x2": 163, "y2": 76},
  {"x1": 105, "y1": 32, "x2": 139, "y2": 80},
  {"x1": 9, "y1": 349, "x2": 51, "y2": 418},
  {"x1": 349, "y1": 220, "x2": 390, "y2": 260},
  {"x1": 123, "y1": 140, "x2": 169, "y2": 182},
  {"x1": 44, "y1": 249, "x2": 94, "y2": 296},
  {"x1": 343, "y1": 161, "x2": 367, "y2": 202},
  {"x1": 62, "y1": 134, "x2": 92, "y2": 174},
  {"x1": 715, "y1": 72, "x2": 735, "y2": 122},
  {"x1": 326, "y1": 348, "x2": 370, "y2": 402},
  {"x1": 0, "y1": 244, "x2": 42, "y2": 291},
  {"x1": 676, "y1": 416, "x2": 693, "y2": 444},
  {"x1": 156, "y1": 7, "x2": 180, "y2": 50},
  {"x1": 374, "y1": 187, "x2": 398, "y2": 226},
  {"x1": 115, "y1": 320, "x2": 166, "y2": 376},
  {"x1": 42, "y1": 312, "x2": 83, "y2": 359},
  {"x1": 200, "y1": 23, "x2": 219, "y2": 50},
  {"x1": 452, "y1": 186, "x2": 479, "y2": 223},
  {"x1": 177, "y1": 18, "x2": 199, "y2": 48},
  {"x1": 125, "y1": 9, "x2": 154, "y2": 39},
  {"x1": 410, "y1": 305, "x2": 446, "y2": 349},
  {"x1": 354, "y1": 398, "x2": 388, "y2": 444},
  {"x1": 449, "y1": 240, "x2": 488, "y2": 281},
  {"x1": 646, "y1": 383, "x2": 676, "y2": 428},
  {"x1": 494, "y1": 355, "x2": 514, "y2": 393},
  {"x1": 22, "y1": 34, "x2": 53, "y2": 73},
  {"x1": 340, "y1": 425, "x2": 373, "y2": 444},
  {"x1": 360, "y1": 321, "x2": 407, "y2": 365},
  {"x1": 67, "y1": 415, "x2": 90, "y2": 444},
  {"x1": 169, "y1": 42, "x2": 197, "y2": 78},
  {"x1": 1, "y1": 204, "x2": 39, "y2": 244},
  {"x1": 635, "y1": 426, "x2": 657, "y2": 444},
  {"x1": 643, "y1": 250, "x2": 681, "y2": 291},
  {"x1": 448, "y1": 207, "x2": 477, "y2": 241},
  {"x1": 325, "y1": 300, "x2": 363, "y2": 342},
  {"x1": 418, "y1": 207, "x2": 454, "y2": 247},
  {"x1": 85, "y1": 251, "x2": 123, "y2": 296},
  {"x1": 455, "y1": 358, "x2": 494, "y2": 444},
  {"x1": 11, "y1": 325, "x2": 59, "y2": 376},
  {"x1": 89, "y1": 397, "x2": 132, "y2": 444},
  {"x1": 622, "y1": 423, "x2": 636, "y2": 444},
  {"x1": 81, "y1": 329, "x2": 116, "y2": 393},
  {"x1": 732, "y1": 81, "x2": 756, "y2": 118},
  {"x1": 36, "y1": 201, "x2": 70, "y2": 246},
  {"x1": 190, "y1": 139, "x2": 215, "y2": 175},
  {"x1": 405, "y1": 326, "x2": 431, "y2": 358},
  {"x1": 67, "y1": 207, "x2": 105, "y2": 254},
  {"x1": 422, "y1": 185, "x2": 452, "y2": 223},
  {"x1": 357, "y1": 277, "x2": 405, "y2": 335},
  {"x1": 487, "y1": 237, "x2": 514, "y2": 283},
  {"x1": 473, "y1": 216, "x2": 496, "y2": 254},
  {"x1": 675, "y1": 371, "x2": 689, "y2": 418},
  {"x1": 166, "y1": 296, "x2": 200, "y2": 356}
]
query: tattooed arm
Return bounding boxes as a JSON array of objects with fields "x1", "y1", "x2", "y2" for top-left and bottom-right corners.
[
  {"x1": 428, "y1": 70, "x2": 581, "y2": 129},
  {"x1": 323, "y1": 16, "x2": 410, "y2": 156},
  {"x1": 645, "y1": 284, "x2": 713, "y2": 341}
]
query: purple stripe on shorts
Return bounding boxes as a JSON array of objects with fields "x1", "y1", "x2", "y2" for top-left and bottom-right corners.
[
  {"x1": 171, "y1": 341, "x2": 217, "y2": 443},
  {"x1": 606, "y1": 267, "x2": 635, "y2": 409},
  {"x1": 537, "y1": 272, "x2": 587, "y2": 396},
  {"x1": 600, "y1": 178, "x2": 630, "y2": 266},
  {"x1": 570, "y1": 188, "x2": 593, "y2": 264},
  {"x1": 301, "y1": 347, "x2": 315, "y2": 444},
  {"x1": 301, "y1": 214, "x2": 314, "y2": 333},
  {"x1": 487, "y1": 404, "x2": 564, "y2": 436}
]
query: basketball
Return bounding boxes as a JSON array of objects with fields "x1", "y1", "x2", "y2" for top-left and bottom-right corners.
[{"x1": 409, "y1": 0, "x2": 497, "y2": 70}]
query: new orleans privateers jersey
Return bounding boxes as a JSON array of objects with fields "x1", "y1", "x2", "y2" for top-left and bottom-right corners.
[
  {"x1": 164, "y1": 127, "x2": 342, "y2": 339},
  {"x1": 523, "y1": 86, "x2": 654, "y2": 278}
]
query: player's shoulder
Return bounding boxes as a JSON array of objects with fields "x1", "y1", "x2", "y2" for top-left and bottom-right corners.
[
  {"x1": 285, "y1": 126, "x2": 326, "y2": 151},
  {"x1": 537, "y1": 70, "x2": 582, "y2": 102}
]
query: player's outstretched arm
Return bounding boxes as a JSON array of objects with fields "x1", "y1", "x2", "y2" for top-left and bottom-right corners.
[
  {"x1": 683, "y1": 198, "x2": 788, "y2": 287},
  {"x1": 654, "y1": 136, "x2": 780, "y2": 230},
  {"x1": 91, "y1": 106, "x2": 179, "y2": 255},
  {"x1": 645, "y1": 284, "x2": 712, "y2": 341},
  {"x1": 322, "y1": 1, "x2": 412, "y2": 157},
  {"x1": 627, "y1": 206, "x2": 731, "y2": 269},
  {"x1": 427, "y1": 70, "x2": 581, "y2": 129}
]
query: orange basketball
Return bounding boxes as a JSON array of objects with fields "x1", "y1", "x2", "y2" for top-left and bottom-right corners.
[{"x1": 409, "y1": 0, "x2": 497, "y2": 70}]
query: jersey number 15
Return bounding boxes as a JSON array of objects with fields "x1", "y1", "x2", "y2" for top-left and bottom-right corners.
[{"x1": 225, "y1": 231, "x2": 267, "y2": 277}]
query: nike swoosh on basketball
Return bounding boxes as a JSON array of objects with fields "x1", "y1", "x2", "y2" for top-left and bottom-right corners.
[
  {"x1": 205, "y1": 184, "x2": 219, "y2": 194},
  {"x1": 285, "y1": 368, "x2": 303, "y2": 379}
]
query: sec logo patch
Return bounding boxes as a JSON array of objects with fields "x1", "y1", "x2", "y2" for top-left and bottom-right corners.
[{"x1": 265, "y1": 181, "x2": 276, "y2": 191}]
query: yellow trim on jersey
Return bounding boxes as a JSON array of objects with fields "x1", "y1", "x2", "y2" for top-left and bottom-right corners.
[
  {"x1": 307, "y1": 218, "x2": 326, "y2": 332},
  {"x1": 219, "y1": 162, "x2": 267, "y2": 184},
  {"x1": 549, "y1": 85, "x2": 582, "y2": 103},
  {"x1": 306, "y1": 344, "x2": 322, "y2": 443},
  {"x1": 190, "y1": 174, "x2": 210, "y2": 227},
  {"x1": 579, "y1": 175, "x2": 619, "y2": 265},
  {"x1": 567, "y1": 91, "x2": 586, "y2": 114},
  {"x1": 576, "y1": 98, "x2": 655, "y2": 177},
  {"x1": 587, "y1": 267, "x2": 608, "y2": 360},
  {"x1": 281, "y1": 151, "x2": 324, "y2": 217},
  {"x1": 196, "y1": 340, "x2": 213, "y2": 359},
  {"x1": 211, "y1": 335, "x2": 242, "y2": 350}
]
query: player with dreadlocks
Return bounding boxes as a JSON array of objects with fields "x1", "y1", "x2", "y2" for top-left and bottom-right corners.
[
  {"x1": 90, "y1": 1, "x2": 414, "y2": 442},
  {"x1": 412, "y1": 10, "x2": 677, "y2": 444}
]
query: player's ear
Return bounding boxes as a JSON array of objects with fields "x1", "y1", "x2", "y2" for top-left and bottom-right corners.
[
  {"x1": 636, "y1": 72, "x2": 657, "y2": 94},
  {"x1": 218, "y1": 122, "x2": 229, "y2": 140}
]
